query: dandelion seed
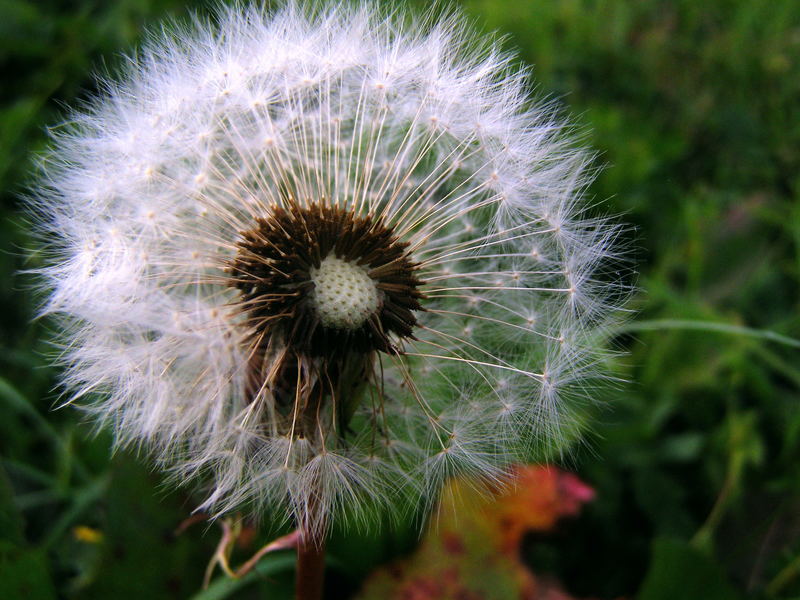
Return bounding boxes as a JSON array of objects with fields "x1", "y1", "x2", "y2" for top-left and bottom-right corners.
[{"x1": 30, "y1": 1, "x2": 626, "y2": 593}]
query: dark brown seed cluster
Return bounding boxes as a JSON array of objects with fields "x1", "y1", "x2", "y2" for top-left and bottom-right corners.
[{"x1": 229, "y1": 200, "x2": 424, "y2": 361}]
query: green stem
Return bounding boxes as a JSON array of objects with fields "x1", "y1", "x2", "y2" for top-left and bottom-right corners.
[
  {"x1": 767, "y1": 551, "x2": 800, "y2": 596},
  {"x1": 614, "y1": 319, "x2": 800, "y2": 349}
]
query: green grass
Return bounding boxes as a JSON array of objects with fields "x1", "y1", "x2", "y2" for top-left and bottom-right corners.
[{"x1": 1, "y1": 1, "x2": 799, "y2": 598}]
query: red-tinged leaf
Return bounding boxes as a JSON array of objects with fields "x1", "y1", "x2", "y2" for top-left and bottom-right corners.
[{"x1": 357, "y1": 465, "x2": 603, "y2": 600}]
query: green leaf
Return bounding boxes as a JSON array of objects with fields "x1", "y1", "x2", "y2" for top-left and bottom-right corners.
[
  {"x1": 190, "y1": 553, "x2": 296, "y2": 600},
  {"x1": 638, "y1": 538, "x2": 741, "y2": 600},
  {"x1": 615, "y1": 319, "x2": 800, "y2": 349},
  {"x1": 41, "y1": 474, "x2": 108, "y2": 549},
  {"x1": 659, "y1": 432, "x2": 705, "y2": 462},
  {"x1": 0, "y1": 542, "x2": 56, "y2": 600},
  {"x1": 0, "y1": 377, "x2": 89, "y2": 483},
  {"x1": 77, "y1": 456, "x2": 212, "y2": 600},
  {"x1": 0, "y1": 465, "x2": 24, "y2": 545}
]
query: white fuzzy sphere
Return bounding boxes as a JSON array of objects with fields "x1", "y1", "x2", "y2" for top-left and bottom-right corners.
[{"x1": 32, "y1": 1, "x2": 625, "y2": 534}]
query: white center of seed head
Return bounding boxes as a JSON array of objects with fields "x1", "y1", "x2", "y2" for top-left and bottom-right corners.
[{"x1": 310, "y1": 255, "x2": 379, "y2": 330}]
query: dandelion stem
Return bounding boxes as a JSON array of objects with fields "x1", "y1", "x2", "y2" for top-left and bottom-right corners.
[{"x1": 295, "y1": 528, "x2": 326, "y2": 600}]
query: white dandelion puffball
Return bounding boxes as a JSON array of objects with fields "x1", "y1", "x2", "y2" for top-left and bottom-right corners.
[{"x1": 34, "y1": 2, "x2": 624, "y2": 534}]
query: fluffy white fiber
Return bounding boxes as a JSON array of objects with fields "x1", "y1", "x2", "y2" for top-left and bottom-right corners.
[{"x1": 32, "y1": 1, "x2": 626, "y2": 534}]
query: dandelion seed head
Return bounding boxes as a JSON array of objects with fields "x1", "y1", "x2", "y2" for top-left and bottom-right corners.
[{"x1": 30, "y1": 1, "x2": 628, "y2": 537}]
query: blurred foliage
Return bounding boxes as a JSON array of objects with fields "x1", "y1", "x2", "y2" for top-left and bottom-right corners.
[
  {"x1": 357, "y1": 465, "x2": 596, "y2": 599},
  {"x1": 1, "y1": 0, "x2": 799, "y2": 598}
]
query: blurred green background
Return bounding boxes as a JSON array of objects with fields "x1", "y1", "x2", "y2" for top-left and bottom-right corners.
[{"x1": 1, "y1": 1, "x2": 799, "y2": 598}]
